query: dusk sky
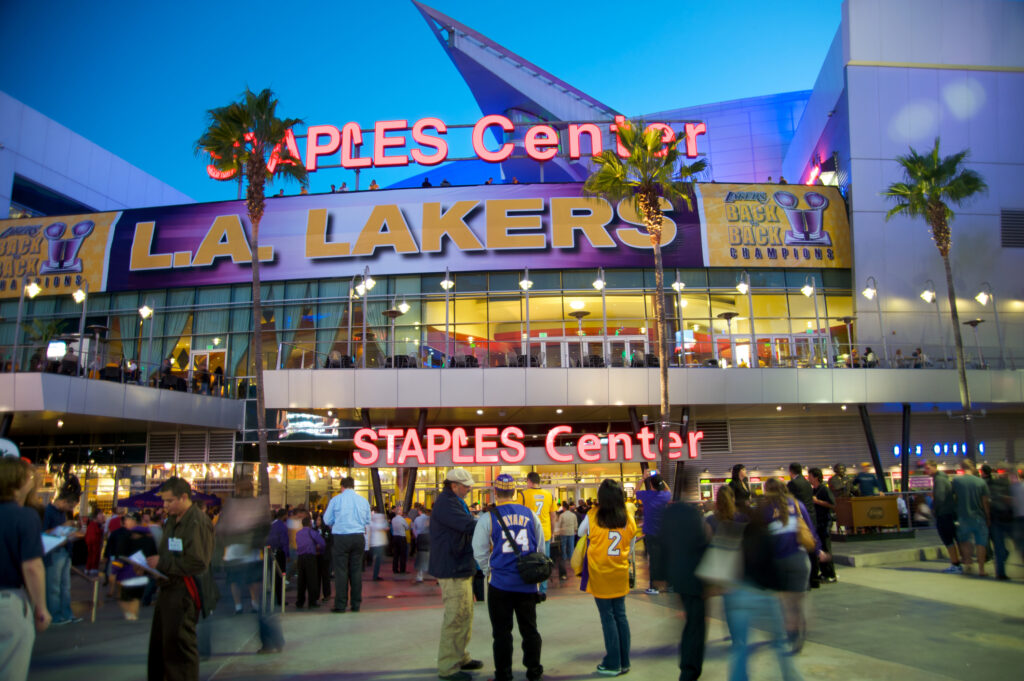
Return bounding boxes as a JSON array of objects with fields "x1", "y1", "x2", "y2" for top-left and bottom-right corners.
[{"x1": 0, "y1": 1, "x2": 842, "y2": 203}]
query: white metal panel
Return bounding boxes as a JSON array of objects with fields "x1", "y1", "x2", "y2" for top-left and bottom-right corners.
[
  {"x1": 397, "y1": 370, "x2": 441, "y2": 408},
  {"x1": 483, "y1": 369, "x2": 524, "y2": 408},
  {"x1": 311, "y1": 370, "x2": 353, "y2": 409},
  {"x1": 287, "y1": 370, "x2": 313, "y2": 408},
  {"x1": 566, "y1": 369, "x2": 608, "y2": 406},
  {"x1": 353, "y1": 369, "x2": 397, "y2": 408},
  {"x1": 525, "y1": 368, "x2": 568, "y2": 406},
  {"x1": 440, "y1": 369, "x2": 486, "y2": 408}
]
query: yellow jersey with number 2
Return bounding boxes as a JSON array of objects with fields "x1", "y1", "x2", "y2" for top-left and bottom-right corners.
[
  {"x1": 582, "y1": 510, "x2": 637, "y2": 599},
  {"x1": 520, "y1": 487, "x2": 554, "y2": 541}
]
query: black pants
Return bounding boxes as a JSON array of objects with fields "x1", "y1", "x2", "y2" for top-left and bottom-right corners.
[
  {"x1": 317, "y1": 551, "x2": 332, "y2": 600},
  {"x1": 273, "y1": 549, "x2": 287, "y2": 606},
  {"x1": 295, "y1": 554, "x2": 320, "y2": 607},
  {"x1": 487, "y1": 584, "x2": 543, "y2": 681},
  {"x1": 647, "y1": 539, "x2": 664, "y2": 589},
  {"x1": 391, "y1": 535, "x2": 407, "y2": 574},
  {"x1": 679, "y1": 593, "x2": 706, "y2": 681},
  {"x1": 814, "y1": 523, "x2": 836, "y2": 581},
  {"x1": 148, "y1": 582, "x2": 199, "y2": 681},
  {"x1": 331, "y1": 533, "x2": 365, "y2": 610}
]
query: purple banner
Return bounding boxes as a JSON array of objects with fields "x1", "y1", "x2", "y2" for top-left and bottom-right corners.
[{"x1": 105, "y1": 182, "x2": 702, "y2": 292}]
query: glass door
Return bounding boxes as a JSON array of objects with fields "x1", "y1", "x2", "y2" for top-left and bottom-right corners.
[{"x1": 190, "y1": 350, "x2": 226, "y2": 394}]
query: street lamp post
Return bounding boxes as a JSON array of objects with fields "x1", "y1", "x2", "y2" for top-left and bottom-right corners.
[
  {"x1": 975, "y1": 283, "x2": 1006, "y2": 369},
  {"x1": 861, "y1": 276, "x2": 888, "y2": 367},
  {"x1": 716, "y1": 312, "x2": 739, "y2": 366},
  {"x1": 441, "y1": 268, "x2": 454, "y2": 366},
  {"x1": 520, "y1": 269, "x2": 533, "y2": 366},
  {"x1": 357, "y1": 266, "x2": 376, "y2": 367},
  {"x1": 12, "y1": 278, "x2": 42, "y2": 372},
  {"x1": 920, "y1": 280, "x2": 948, "y2": 368},
  {"x1": 139, "y1": 300, "x2": 155, "y2": 384},
  {"x1": 802, "y1": 276, "x2": 828, "y2": 367},
  {"x1": 568, "y1": 309, "x2": 590, "y2": 365},
  {"x1": 72, "y1": 283, "x2": 89, "y2": 376},
  {"x1": 593, "y1": 268, "x2": 607, "y2": 363},
  {"x1": 347, "y1": 274, "x2": 357, "y2": 360},
  {"x1": 737, "y1": 271, "x2": 756, "y2": 368},
  {"x1": 962, "y1": 319, "x2": 986, "y2": 369},
  {"x1": 672, "y1": 274, "x2": 686, "y2": 367}
]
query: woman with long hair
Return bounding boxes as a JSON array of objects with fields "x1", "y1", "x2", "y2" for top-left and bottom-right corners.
[
  {"x1": 761, "y1": 477, "x2": 822, "y2": 652},
  {"x1": 578, "y1": 479, "x2": 638, "y2": 676}
]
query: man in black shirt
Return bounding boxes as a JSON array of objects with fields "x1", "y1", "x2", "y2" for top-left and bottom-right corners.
[
  {"x1": 786, "y1": 463, "x2": 818, "y2": 588},
  {"x1": 1, "y1": 458, "x2": 51, "y2": 681},
  {"x1": 808, "y1": 468, "x2": 837, "y2": 584}
]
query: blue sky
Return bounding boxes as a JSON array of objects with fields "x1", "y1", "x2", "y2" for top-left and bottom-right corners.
[{"x1": 0, "y1": 1, "x2": 841, "y2": 203}]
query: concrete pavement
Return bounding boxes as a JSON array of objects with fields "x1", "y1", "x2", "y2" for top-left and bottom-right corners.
[{"x1": 27, "y1": 541, "x2": 1023, "y2": 681}]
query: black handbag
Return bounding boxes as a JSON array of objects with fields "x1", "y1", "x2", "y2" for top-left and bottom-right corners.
[{"x1": 490, "y1": 509, "x2": 553, "y2": 585}]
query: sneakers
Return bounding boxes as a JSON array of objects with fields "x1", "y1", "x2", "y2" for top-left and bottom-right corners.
[
  {"x1": 644, "y1": 588, "x2": 659, "y2": 595},
  {"x1": 941, "y1": 564, "x2": 964, "y2": 574},
  {"x1": 460, "y1": 660, "x2": 484, "y2": 671},
  {"x1": 620, "y1": 667, "x2": 630, "y2": 675},
  {"x1": 438, "y1": 672, "x2": 472, "y2": 681},
  {"x1": 596, "y1": 665, "x2": 622, "y2": 676}
]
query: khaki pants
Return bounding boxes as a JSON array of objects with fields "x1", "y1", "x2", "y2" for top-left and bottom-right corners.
[
  {"x1": 437, "y1": 577, "x2": 474, "y2": 676},
  {"x1": 0, "y1": 591, "x2": 34, "y2": 681}
]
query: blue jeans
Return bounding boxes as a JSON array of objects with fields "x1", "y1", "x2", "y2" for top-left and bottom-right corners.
[
  {"x1": 990, "y1": 521, "x2": 1011, "y2": 577},
  {"x1": 371, "y1": 545, "x2": 385, "y2": 580},
  {"x1": 723, "y1": 586, "x2": 802, "y2": 681},
  {"x1": 560, "y1": 535, "x2": 575, "y2": 576},
  {"x1": 45, "y1": 551, "x2": 73, "y2": 622},
  {"x1": 539, "y1": 541, "x2": 550, "y2": 594},
  {"x1": 594, "y1": 596, "x2": 630, "y2": 670}
]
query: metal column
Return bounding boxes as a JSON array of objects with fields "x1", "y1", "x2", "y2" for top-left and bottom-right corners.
[
  {"x1": 403, "y1": 409, "x2": 427, "y2": 512},
  {"x1": 900, "y1": 403, "x2": 911, "y2": 494},
  {"x1": 363, "y1": 410, "x2": 385, "y2": 512},
  {"x1": 628, "y1": 407, "x2": 651, "y2": 489},
  {"x1": 857, "y1": 404, "x2": 888, "y2": 493},
  {"x1": 672, "y1": 407, "x2": 690, "y2": 501}
]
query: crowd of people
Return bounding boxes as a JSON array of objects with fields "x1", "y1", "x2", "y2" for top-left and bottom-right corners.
[{"x1": 2, "y1": 455, "x2": 1022, "y2": 681}]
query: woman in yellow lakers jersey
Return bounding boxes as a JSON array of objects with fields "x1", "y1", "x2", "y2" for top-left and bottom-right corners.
[{"x1": 577, "y1": 479, "x2": 638, "y2": 676}]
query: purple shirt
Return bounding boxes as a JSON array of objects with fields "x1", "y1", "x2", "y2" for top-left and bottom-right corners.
[
  {"x1": 267, "y1": 519, "x2": 289, "y2": 554},
  {"x1": 295, "y1": 527, "x2": 326, "y2": 556},
  {"x1": 636, "y1": 489, "x2": 672, "y2": 536}
]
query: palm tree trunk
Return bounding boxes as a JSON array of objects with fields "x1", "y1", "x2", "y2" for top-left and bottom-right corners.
[
  {"x1": 651, "y1": 240, "x2": 672, "y2": 486},
  {"x1": 251, "y1": 229, "x2": 269, "y2": 497},
  {"x1": 942, "y1": 252, "x2": 977, "y2": 460}
]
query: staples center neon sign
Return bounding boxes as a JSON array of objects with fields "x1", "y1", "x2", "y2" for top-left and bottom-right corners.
[
  {"x1": 205, "y1": 115, "x2": 708, "y2": 179},
  {"x1": 352, "y1": 425, "x2": 704, "y2": 466}
]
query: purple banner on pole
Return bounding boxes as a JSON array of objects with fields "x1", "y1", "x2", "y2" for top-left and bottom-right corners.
[{"x1": 104, "y1": 182, "x2": 702, "y2": 292}]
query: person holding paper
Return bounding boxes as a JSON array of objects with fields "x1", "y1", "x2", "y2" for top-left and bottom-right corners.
[
  {"x1": 147, "y1": 477, "x2": 215, "y2": 681},
  {"x1": 42, "y1": 478, "x2": 82, "y2": 625},
  {"x1": 0, "y1": 457, "x2": 51, "y2": 681}
]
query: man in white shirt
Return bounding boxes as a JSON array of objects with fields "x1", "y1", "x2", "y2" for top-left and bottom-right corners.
[
  {"x1": 323, "y1": 477, "x2": 371, "y2": 612},
  {"x1": 391, "y1": 507, "x2": 409, "y2": 576}
]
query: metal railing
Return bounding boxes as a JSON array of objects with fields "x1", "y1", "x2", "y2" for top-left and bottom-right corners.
[{"x1": 261, "y1": 547, "x2": 286, "y2": 616}]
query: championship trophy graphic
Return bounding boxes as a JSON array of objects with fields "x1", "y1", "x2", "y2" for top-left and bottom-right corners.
[
  {"x1": 40, "y1": 220, "x2": 94, "y2": 274},
  {"x1": 773, "y1": 191, "x2": 831, "y2": 246}
]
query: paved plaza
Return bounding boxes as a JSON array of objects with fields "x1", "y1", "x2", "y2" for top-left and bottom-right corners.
[{"x1": 28, "y1": 534, "x2": 1023, "y2": 681}]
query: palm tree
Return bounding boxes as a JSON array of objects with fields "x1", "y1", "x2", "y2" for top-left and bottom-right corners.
[
  {"x1": 883, "y1": 137, "x2": 987, "y2": 460},
  {"x1": 583, "y1": 121, "x2": 706, "y2": 485},
  {"x1": 196, "y1": 88, "x2": 307, "y2": 498}
]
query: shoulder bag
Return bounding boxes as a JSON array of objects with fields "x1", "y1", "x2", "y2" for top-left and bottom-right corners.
[
  {"x1": 490, "y1": 508, "x2": 553, "y2": 585},
  {"x1": 795, "y1": 505, "x2": 816, "y2": 551},
  {"x1": 570, "y1": 533, "x2": 588, "y2": 575}
]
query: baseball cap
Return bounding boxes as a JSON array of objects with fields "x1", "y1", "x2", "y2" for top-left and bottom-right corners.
[
  {"x1": 445, "y1": 468, "x2": 475, "y2": 486},
  {"x1": 494, "y1": 473, "x2": 516, "y2": 490}
]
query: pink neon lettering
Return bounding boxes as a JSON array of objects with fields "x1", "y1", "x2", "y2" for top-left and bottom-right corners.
[
  {"x1": 474, "y1": 427, "x2": 500, "y2": 464},
  {"x1": 684, "y1": 122, "x2": 706, "y2": 158},
  {"x1": 267, "y1": 129, "x2": 302, "y2": 175},
  {"x1": 638, "y1": 426, "x2": 657, "y2": 460},
  {"x1": 607, "y1": 432, "x2": 632, "y2": 461},
  {"x1": 667, "y1": 431, "x2": 684, "y2": 459},
  {"x1": 305, "y1": 125, "x2": 341, "y2": 171},
  {"x1": 471, "y1": 114, "x2": 514, "y2": 162},
  {"x1": 373, "y1": 120, "x2": 409, "y2": 167},
  {"x1": 567, "y1": 123, "x2": 603, "y2": 160},
  {"x1": 499, "y1": 426, "x2": 526, "y2": 463},
  {"x1": 425, "y1": 428, "x2": 450, "y2": 464},
  {"x1": 577, "y1": 434, "x2": 602, "y2": 461},
  {"x1": 545, "y1": 425, "x2": 573, "y2": 462},
  {"x1": 524, "y1": 125, "x2": 559, "y2": 161},
  {"x1": 645, "y1": 123, "x2": 676, "y2": 159},
  {"x1": 611, "y1": 115, "x2": 629, "y2": 158},
  {"x1": 451, "y1": 427, "x2": 473, "y2": 463},
  {"x1": 687, "y1": 430, "x2": 704, "y2": 458},
  {"x1": 341, "y1": 122, "x2": 371, "y2": 169},
  {"x1": 398, "y1": 429, "x2": 426, "y2": 465},
  {"x1": 410, "y1": 118, "x2": 448, "y2": 166},
  {"x1": 379, "y1": 428, "x2": 404, "y2": 465},
  {"x1": 352, "y1": 428, "x2": 379, "y2": 465}
]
